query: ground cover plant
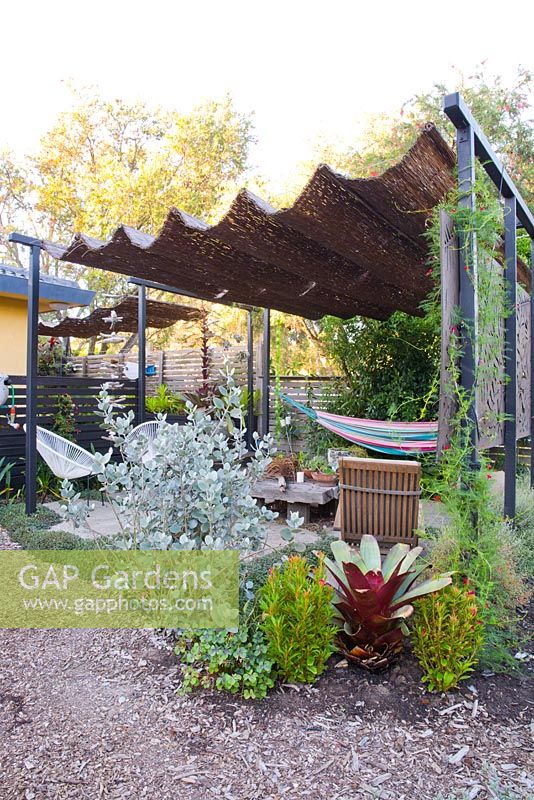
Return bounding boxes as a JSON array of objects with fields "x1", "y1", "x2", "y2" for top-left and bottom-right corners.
[
  {"x1": 258, "y1": 555, "x2": 337, "y2": 683},
  {"x1": 175, "y1": 618, "x2": 276, "y2": 700},
  {"x1": 0, "y1": 503, "x2": 96, "y2": 549}
]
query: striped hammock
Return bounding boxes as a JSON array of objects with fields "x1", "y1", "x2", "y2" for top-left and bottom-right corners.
[{"x1": 280, "y1": 394, "x2": 438, "y2": 456}]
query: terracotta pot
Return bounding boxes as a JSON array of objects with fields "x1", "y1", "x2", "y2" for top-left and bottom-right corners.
[{"x1": 311, "y1": 471, "x2": 338, "y2": 486}]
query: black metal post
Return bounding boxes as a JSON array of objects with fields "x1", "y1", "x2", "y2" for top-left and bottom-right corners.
[
  {"x1": 456, "y1": 121, "x2": 480, "y2": 472},
  {"x1": 137, "y1": 283, "x2": 146, "y2": 423},
  {"x1": 25, "y1": 245, "x2": 40, "y2": 515},
  {"x1": 246, "y1": 310, "x2": 254, "y2": 449},
  {"x1": 261, "y1": 308, "x2": 271, "y2": 437},
  {"x1": 531, "y1": 240, "x2": 534, "y2": 490},
  {"x1": 503, "y1": 196, "x2": 517, "y2": 518}
]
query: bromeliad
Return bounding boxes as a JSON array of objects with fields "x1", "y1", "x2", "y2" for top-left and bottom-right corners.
[{"x1": 325, "y1": 536, "x2": 452, "y2": 671}]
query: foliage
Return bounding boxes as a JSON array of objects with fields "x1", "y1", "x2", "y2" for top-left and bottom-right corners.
[
  {"x1": 412, "y1": 584, "x2": 484, "y2": 692},
  {"x1": 175, "y1": 619, "x2": 276, "y2": 700},
  {"x1": 145, "y1": 384, "x2": 186, "y2": 415},
  {"x1": 239, "y1": 387, "x2": 260, "y2": 416},
  {"x1": 0, "y1": 502, "x2": 96, "y2": 549},
  {"x1": 509, "y1": 473, "x2": 534, "y2": 579},
  {"x1": 311, "y1": 64, "x2": 533, "y2": 207},
  {"x1": 38, "y1": 338, "x2": 68, "y2": 376},
  {"x1": 325, "y1": 537, "x2": 452, "y2": 671},
  {"x1": 318, "y1": 313, "x2": 440, "y2": 423},
  {"x1": 60, "y1": 374, "x2": 277, "y2": 553},
  {"x1": 53, "y1": 394, "x2": 78, "y2": 441},
  {"x1": 304, "y1": 455, "x2": 336, "y2": 475},
  {"x1": 258, "y1": 555, "x2": 336, "y2": 683},
  {"x1": 0, "y1": 458, "x2": 15, "y2": 499},
  {"x1": 239, "y1": 531, "x2": 338, "y2": 603}
]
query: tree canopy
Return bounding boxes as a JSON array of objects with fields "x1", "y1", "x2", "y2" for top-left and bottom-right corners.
[{"x1": 1, "y1": 88, "x2": 254, "y2": 299}]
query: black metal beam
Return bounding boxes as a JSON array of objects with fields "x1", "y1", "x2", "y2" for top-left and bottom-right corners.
[
  {"x1": 8, "y1": 233, "x2": 43, "y2": 248},
  {"x1": 25, "y1": 245, "x2": 40, "y2": 514},
  {"x1": 503, "y1": 197, "x2": 518, "y2": 518},
  {"x1": 444, "y1": 93, "x2": 534, "y2": 237},
  {"x1": 128, "y1": 277, "x2": 256, "y2": 312},
  {"x1": 456, "y1": 120, "x2": 480, "y2": 472},
  {"x1": 246, "y1": 310, "x2": 255, "y2": 450},
  {"x1": 137, "y1": 283, "x2": 146, "y2": 424},
  {"x1": 261, "y1": 309, "x2": 271, "y2": 437}
]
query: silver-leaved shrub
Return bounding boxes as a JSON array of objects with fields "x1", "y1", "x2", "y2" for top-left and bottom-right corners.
[{"x1": 60, "y1": 372, "x2": 278, "y2": 553}]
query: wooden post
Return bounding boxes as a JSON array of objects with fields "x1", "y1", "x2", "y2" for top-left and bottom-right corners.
[
  {"x1": 137, "y1": 283, "x2": 146, "y2": 423},
  {"x1": 503, "y1": 196, "x2": 517, "y2": 519},
  {"x1": 456, "y1": 121, "x2": 480, "y2": 473}
]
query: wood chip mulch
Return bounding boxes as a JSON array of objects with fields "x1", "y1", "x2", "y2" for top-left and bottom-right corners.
[{"x1": 0, "y1": 625, "x2": 532, "y2": 800}]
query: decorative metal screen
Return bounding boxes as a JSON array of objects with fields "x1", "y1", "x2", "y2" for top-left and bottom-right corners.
[
  {"x1": 438, "y1": 211, "x2": 531, "y2": 451},
  {"x1": 516, "y1": 286, "x2": 531, "y2": 440}
]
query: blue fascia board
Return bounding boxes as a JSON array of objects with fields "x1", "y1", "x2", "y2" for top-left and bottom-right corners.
[{"x1": 0, "y1": 272, "x2": 94, "y2": 307}]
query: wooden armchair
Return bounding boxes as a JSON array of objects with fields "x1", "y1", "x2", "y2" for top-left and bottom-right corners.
[{"x1": 337, "y1": 457, "x2": 421, "y2": 547}]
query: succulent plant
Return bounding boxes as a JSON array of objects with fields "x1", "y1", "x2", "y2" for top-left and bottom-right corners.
[{"x1": 325, "y1": 536, "x2": 452, "y2": 671}]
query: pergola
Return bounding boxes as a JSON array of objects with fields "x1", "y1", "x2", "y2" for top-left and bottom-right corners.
[{"x1": 10, "y1": 94, "x2": 534, "y2": 516}]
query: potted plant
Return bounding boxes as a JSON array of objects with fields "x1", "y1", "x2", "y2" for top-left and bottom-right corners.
[{"x1": 306, "y1": 455, "x2": 338, "y2": 486}]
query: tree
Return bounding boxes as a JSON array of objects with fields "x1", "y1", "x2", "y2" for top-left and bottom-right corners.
[
  {"x1": 1, "y1": 87, "x2": 255, "y2": 300},
  {"x1": 318, "y1": 313, "x2": 440, "y2": 422},
  {"x1": 311, "y1": 64, "x2": 533, "y2": 204}
]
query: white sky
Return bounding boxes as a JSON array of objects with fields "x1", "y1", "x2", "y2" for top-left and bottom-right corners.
[{"x1": 3, "y1": 0, "x2": 533, "y2": 191}]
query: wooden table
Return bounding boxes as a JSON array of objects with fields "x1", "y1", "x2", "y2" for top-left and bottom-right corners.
[{"x1": 251, "y1": 478, "x2": 339, "y2": 523}]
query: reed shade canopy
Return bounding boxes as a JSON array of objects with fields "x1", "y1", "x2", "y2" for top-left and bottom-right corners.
[
  {"x1": 40, "y1": 124, "x2": 529, "y2": 321},
  {"x1": 38, "y1": 296, "x2": 201, "y2": 338}
]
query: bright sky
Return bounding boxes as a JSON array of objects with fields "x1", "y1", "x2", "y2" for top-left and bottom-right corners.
[{"x1": 3, "y1": 0, "x2": 533, "y2": 191}]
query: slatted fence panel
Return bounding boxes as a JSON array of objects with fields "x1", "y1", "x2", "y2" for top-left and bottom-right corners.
[
  {"x1": 0, "y1": 376, "x2": 137, "y2": 488},
  {"x1": 71, "y1": 346, "x2": 252, "y2": 393},
  {"x1": 267, "y1": 376, "x2": 340, "y2": 450}
]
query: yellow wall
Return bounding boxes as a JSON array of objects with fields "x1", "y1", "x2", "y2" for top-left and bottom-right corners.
[{"x1": 0, "y1": 297, "x2": 30, "y2": 374}]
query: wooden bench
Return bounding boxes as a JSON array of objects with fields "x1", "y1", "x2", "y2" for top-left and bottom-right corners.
[{"x1": 251, "y1": 478, "x2": 339, "y2": 523}]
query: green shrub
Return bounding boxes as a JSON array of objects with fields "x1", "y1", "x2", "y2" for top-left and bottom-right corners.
[
  {"x1": 145, "y1": 384, "x2": 186, "y2": 415},
  {"x1": 258, "y1": 555, "x2": 337, "y2": 683},
  {"x1": 239, "y1": 532, "x2": 336, "y2": 604},
  {"x1": 175, "y1": 622, "x2": 276, "y2": 699},
  {"x1": 510, "y1": 474, "x2": 534, "y2": 579},
  {"x1": 412, "y1": 584, "x2": 484, "y2": 692}
]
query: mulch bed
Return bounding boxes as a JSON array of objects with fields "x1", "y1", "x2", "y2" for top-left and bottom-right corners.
[
  {"x1": 0, "y1": 526, "x2": 532, "y2": 799},
  {"x1": 0, "y1": 625, "x2": 532, "y2": 800}
]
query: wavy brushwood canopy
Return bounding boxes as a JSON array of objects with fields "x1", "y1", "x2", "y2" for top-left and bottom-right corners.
[
  {"x1": 38, "y1": 296, "x2": 200, "y2": 338},
  {"x1": 42, "y1": 125, "x2": 459, "y2": 320}
]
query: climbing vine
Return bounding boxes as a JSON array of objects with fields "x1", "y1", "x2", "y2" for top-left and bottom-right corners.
[{"x1": 423, "y1": 173, "x2": 528, "y2": 670}]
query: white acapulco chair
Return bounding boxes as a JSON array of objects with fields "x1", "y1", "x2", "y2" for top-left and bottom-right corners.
[
  {"x1": 124, "y1": 420, "x2": 163, "y2": 460},
  {"x1": 26, "y1": 425, "x2": 97, "y2": 479},
  {"x1": 25, "y1": 425, "x2": 106, "y2": 503}
]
